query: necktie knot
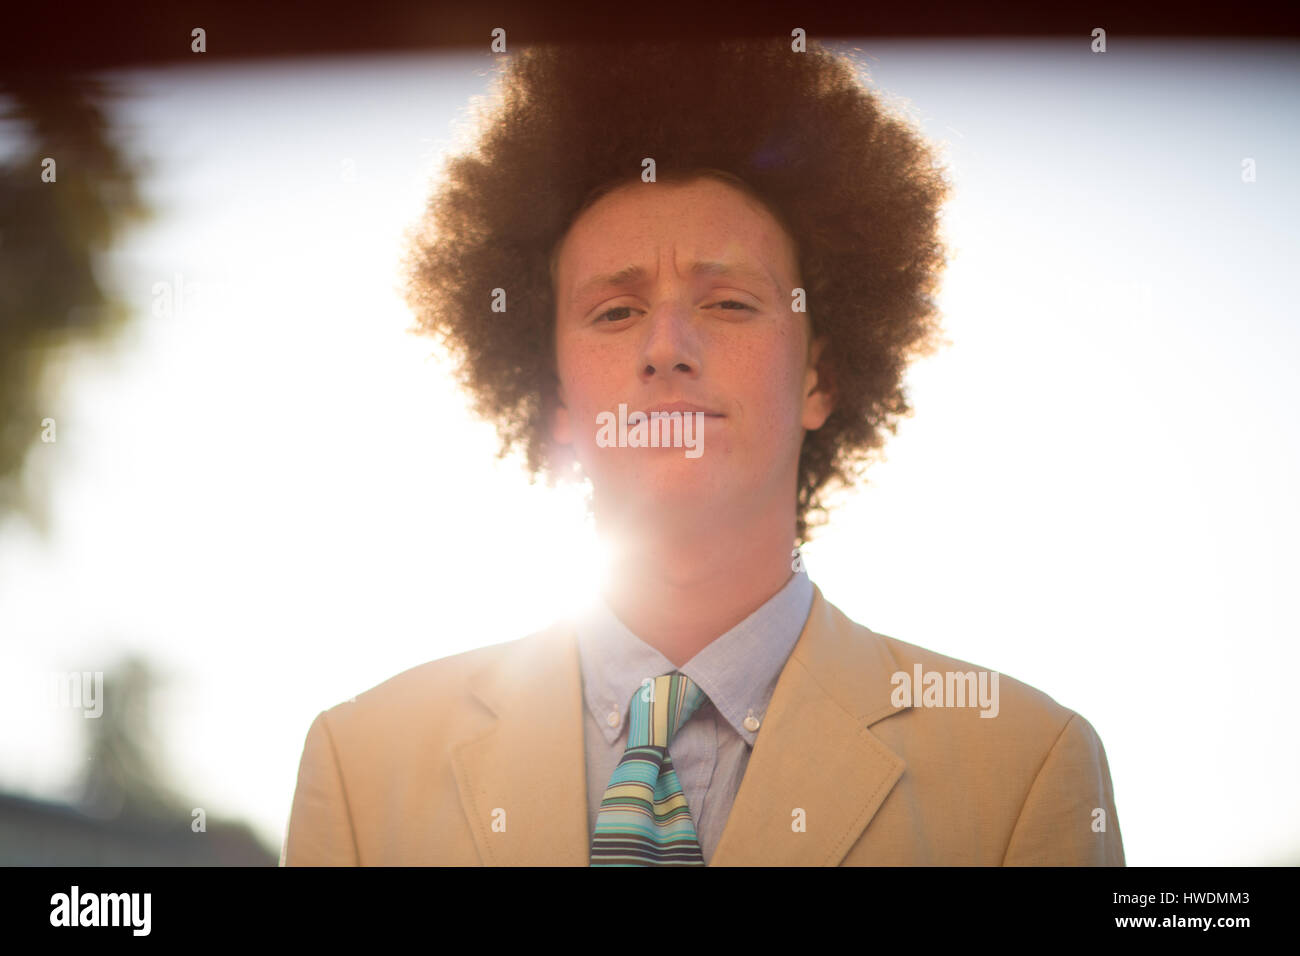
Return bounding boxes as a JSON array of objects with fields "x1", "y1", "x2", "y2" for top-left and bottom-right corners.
[{"x1": 627, "y1": 672, "x2": 707, "y2": 749}]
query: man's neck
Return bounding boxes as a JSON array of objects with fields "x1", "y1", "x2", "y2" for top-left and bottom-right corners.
[{"x1": 600, "y1": 510, "x2": 797, "y2": 668}]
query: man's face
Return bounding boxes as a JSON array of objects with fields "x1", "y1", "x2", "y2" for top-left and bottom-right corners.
[{"x1": 551, "y1": 176, "x2": 833, "y2": 537}]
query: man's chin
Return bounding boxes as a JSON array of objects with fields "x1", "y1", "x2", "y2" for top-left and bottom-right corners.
[{"x1": 593, "y1": 471, "x2": 734, "y2": 528}]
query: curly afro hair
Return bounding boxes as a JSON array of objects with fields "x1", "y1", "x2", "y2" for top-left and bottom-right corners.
[{"x1": 401, "y1": 36, "x2": 952, "y2": 545}]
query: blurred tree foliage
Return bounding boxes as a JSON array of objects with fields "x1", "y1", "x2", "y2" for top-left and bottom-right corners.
[{"x1": 0, "y1": 73, "x2": 152, "y2": 533}]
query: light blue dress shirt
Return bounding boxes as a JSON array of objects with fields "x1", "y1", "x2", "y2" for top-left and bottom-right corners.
[{"x1": 575, "y1": 569, "x2": 814, "y2": 863}]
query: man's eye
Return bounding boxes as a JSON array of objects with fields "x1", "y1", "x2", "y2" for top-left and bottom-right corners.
[
  {"x1": 594, "y1": 300, "x2": 753, "y2": 323},
  {"x1": 595, "y1": 306, "x2": 636, "y2": 323}
]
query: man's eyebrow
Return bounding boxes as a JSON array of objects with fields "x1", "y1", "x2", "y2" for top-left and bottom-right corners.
[{"x1": 572, "y1": 260, "x2": 779, "y2": 304}]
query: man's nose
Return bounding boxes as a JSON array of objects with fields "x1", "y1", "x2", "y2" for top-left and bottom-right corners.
[{"x1": 637, "y1": 298, "x2": 701, "y2": 379}]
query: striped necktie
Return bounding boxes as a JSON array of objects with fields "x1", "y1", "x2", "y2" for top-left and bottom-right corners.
[{"x1": 590, "y1": 671, "x2": 709, "y2": 866}]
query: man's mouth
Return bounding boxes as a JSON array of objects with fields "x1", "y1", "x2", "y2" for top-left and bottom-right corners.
[{"x1": 643, "y1": 402, "x2": 724, "y2": 417}]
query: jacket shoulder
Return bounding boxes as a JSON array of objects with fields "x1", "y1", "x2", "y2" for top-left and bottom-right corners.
[
  {"x1": 872, "y1": 628, "x2": 1076, "y2": 732},
  {"x1": 314, "y1": 621, "x2": 565, "y2": 748},
  {"x1": 817, "y1": 593, "x2": 1107, "y2": 771}
]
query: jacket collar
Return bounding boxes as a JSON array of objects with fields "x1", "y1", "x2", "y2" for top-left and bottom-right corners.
[{"x1": 576, "y1": 570, "x2": 814, "y2": 748}]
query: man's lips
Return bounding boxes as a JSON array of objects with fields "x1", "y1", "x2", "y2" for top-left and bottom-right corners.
[{"x1": 642, "y1": 402, "x2": 724, "y2": 417}]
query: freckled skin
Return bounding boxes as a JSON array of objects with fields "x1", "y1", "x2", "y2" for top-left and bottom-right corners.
[{"x1": 549, "y1": 176, "x2": 834, "y2": 665}]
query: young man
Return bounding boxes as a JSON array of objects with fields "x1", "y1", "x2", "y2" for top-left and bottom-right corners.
[{"x1": 282, "y1": 36, "x2": 1123, "y2": 866}]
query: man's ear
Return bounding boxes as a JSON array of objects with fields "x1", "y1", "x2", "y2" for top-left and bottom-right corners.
[
  {"x1": 801, "y1": 334, "x2": 835, "y2": 431},
  {"x1": 551, "y1": 382, "x2": 573, "y2": 445}
]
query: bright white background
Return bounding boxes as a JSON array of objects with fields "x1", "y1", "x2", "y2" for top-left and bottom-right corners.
[{"x1": 1, "y1": 40, "x2": 1296, "y2": 864}]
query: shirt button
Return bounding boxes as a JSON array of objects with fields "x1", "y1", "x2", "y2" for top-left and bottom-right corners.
[
  {"x1": 743, "y1": 714, "x2": 760, "y2": 732},
  {"x1": 607, "y1": 710, "x2": 620, "y2": 727}
]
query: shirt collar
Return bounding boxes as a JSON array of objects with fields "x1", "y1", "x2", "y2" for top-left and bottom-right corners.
[{"x1": 574, "y1": 569, "x2": 814, "y2": 747}]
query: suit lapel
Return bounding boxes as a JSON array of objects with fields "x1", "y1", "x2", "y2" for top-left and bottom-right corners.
[
  {"x1": 450, "y1": 623, "x2": 591, "y2": 865},
  {"x1": 710, "y1": 584, "x2": 910, "y2": 865}
]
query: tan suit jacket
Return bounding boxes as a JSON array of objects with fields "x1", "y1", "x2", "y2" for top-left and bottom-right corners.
[{"x1": 282, "y1": 584, "x2": 1124, "y2": 865}]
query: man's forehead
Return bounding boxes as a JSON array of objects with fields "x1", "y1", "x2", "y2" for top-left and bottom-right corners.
[
  {"x1": 556, "y1": 185, "x2": 798, "y2": 302},
  {"x1": 570, "y1": 256, "x2": 784, "y2": 303}
]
